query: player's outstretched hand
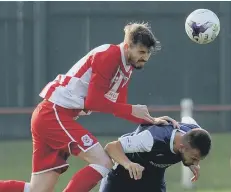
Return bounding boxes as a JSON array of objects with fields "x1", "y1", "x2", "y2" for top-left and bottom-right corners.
[
  {"x1": 124, "y1": 162, "x2": 145, "y2": 180},
  {"x1": 131, "y1": 106, "x2": 179, "y2": 128},
  {"x1": 132, "y1": 105, "x2": 156, "y2": 124},
  {"x1": 189, "y1": 164, "x2": 200, "y2": 182},
  {"x1": 155, "y1": 116, "x2": 180, "y2": 129}
]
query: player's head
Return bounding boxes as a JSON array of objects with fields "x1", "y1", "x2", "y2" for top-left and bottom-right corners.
[
  {"x1": 123, "y1": 22, "x2": 161, "y2": 70},
  {"x1": 179, "y1": 128, "x2": 211, "y2": 166}
]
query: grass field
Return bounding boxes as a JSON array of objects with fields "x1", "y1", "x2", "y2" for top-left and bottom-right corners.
[{"x1": 0, "y1": 134, "x2": 230, "y2": 192}]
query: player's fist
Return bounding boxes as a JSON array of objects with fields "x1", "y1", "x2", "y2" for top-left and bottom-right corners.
[
  {"x1": 124, "y1": 162, "x2": 145, "y2": 180},
  {"x1": 189, "y1": 164, "x2": 200, "y2": 182},
  {"x1": 132, "y1": 105, "x2": 155, "y2": 124}
]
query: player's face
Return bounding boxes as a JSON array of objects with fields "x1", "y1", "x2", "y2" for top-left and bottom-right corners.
[
  {"x1": 126, "y1": 43, "x2": 151, "y2": 70},
  {"x1": 179, "y1": 144, "x2": 202, "y2": 167}
]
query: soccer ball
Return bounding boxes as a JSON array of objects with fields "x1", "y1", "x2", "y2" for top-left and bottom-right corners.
[{"x1": 185, "y1": 9, "x2": 220, "y2": 44}]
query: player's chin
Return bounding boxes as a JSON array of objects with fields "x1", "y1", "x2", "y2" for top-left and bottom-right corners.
[
  {"x1": 132, "y1": 64, "x2": 144, "y2": 70},
  {"x1": 182, "y1": 161, "x2": 192, "y2": 167}
]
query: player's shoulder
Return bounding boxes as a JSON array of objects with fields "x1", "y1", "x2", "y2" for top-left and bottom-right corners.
[
  {"x1": 92, "y1": 44, "x2": 120, "y2": 55},
  {"x1": 139, "y1": 124, "x2": 173, "y2": 141},
  {"x1": 179, "y1": 116, "x2": 201, "y2": 132}
]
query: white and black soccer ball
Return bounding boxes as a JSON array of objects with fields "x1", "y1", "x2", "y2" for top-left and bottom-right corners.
[{"x1": 185, "y1": 9, "x2": 220, "y2": 44}]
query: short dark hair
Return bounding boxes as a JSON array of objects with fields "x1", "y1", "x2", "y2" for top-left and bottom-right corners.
[
  {"x1": 124, "y1": 22, "x2": 161, "y2": 54},
  {"x1": 183, "y1": 128, "x2": 212, "y2": 157}
]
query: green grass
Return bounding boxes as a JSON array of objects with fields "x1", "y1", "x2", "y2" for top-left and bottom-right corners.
[{"x1": 0, "y1": 134, "x2": 230, "y2": 192}]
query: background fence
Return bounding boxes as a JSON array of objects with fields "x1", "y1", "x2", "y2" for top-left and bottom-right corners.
[{"x1": 0, "y1": 1, "x2": 231, "y2": 137}]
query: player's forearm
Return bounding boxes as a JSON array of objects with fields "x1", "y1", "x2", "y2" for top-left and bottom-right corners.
[
  {"x1": 85, "y1": 97, "x2": 132, "y2": 115},
  {"x1": 84, "y1": 86, "x2": 132, "y2": 115},
  {"x1": 114, "y1": 113, "x2": 150, "y2": 124},
  {"x1": 104, "y1": 141, "x2": 132, "y2": 168}
]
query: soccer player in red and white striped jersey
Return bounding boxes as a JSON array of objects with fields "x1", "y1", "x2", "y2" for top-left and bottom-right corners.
[{"x1": 0, "y1": 22, "x2": 178, "y2": 192}]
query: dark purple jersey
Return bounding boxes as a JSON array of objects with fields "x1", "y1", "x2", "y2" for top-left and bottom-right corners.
[{"x1": 100, "y1": 121, "x2": 200, "y2": 192}]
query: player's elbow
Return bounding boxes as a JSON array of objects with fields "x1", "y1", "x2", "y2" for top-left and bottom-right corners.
[
  {"x1": 104, "y1": 142, "x2": 114, "y2": 154},
  {"x1": 104, "y1": 141, "x2": 119, "y2": 155}
]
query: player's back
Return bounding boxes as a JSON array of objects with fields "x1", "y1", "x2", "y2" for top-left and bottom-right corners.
[
  {"x1": 129, "y1": 123, "x2": 196, "y2": 168},
  {"x1": 39, "y1": 44, "x2": 122, "y2": 109}
]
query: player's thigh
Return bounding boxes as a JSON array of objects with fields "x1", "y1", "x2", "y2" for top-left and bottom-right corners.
[
  {"x1": 78, "y1": 142, "x2": 113, "y2": 169},
  {"x1": 45, "y1": 115, "x2": 113, "y2": 169},
  {"x1": 30, "y1": 171, "x2": 59, "y2": 192},
  {"x1": 55, "y1": 118, "x2": 113, "y2": 169},
  {"x1": 31, "y1": 102, "x2": 75, "y2": 175},
  {"x1": 32, "y1": 101, "x2": 112, "y2": 171}
]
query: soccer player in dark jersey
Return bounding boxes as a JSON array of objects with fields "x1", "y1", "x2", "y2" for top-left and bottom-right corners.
[{"x1": 99, "y1": 117, "x2": 211, "y2": 192}]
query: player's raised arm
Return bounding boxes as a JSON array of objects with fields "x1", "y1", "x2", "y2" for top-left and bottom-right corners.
[
  {"x1": 83, "y1": 47, "x2": 174, "y2": 125},
  {"x1": 85, "y1": 22, "x2": 179, "y2": 126},
  {"x1": 84, "y1": 45, "x2": 156, "y2": 124}
]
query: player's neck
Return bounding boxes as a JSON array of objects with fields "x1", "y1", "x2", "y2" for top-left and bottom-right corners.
[{"x1": 173, "y1": 131, "x2": 184, "y2": 153}]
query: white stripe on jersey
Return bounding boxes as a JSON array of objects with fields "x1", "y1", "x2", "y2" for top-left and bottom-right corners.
[
  {"x1": 39, "y1": 81, "x2": 56, "y2": 98},
  {"x1": 119, "y1": 43, "x2": 130, "y2": 72},
  {"x1": 39, "y1": 44, "x2": 111, "y2": 109},
  {"x1": 170, "y1": 129, "x2": 178, "y2": 154}
]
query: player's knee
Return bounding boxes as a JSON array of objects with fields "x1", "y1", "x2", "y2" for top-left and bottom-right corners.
[
  {"x1": 84, "y1": 151, "x2": 113, "y2": 178},
  {"x1": 91, "y1": 150, "x2": 113, "y2": 170},
  {"x1": 99, "y1": 155, "x2": 113, "y2": 169},
  {"x1": 79, "y1": 143, "x2": 113, "y2": 169},
  {"x1": 96, "y1": 147, "x2": 114, "y2": 169}
]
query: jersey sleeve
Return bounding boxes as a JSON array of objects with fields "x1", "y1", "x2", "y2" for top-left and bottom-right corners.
[
  {"x1": 118, "y1": 125, "x2": 169, "y2": 153},
  {"x1": 118, "y1": 129, "x2": 154, "y2": 153},
  {"x1": 84, "y1": 45, "x2": 132, "y2": 116}
]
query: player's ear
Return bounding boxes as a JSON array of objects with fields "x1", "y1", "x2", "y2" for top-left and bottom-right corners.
[
  {"x1": 179, "y1": 143, "x2": 185, "y2": 152},
  {"x1": 124, "y1": 43, "x2": 129, "y2": 50}
]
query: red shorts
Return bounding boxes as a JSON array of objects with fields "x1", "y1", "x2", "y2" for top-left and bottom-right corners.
[{"x1": 31, "y1": 100, "x2": 98, "y2": 174}]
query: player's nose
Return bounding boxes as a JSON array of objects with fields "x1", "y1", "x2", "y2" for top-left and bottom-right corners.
[{"x1": 139, "y1": 57, "x2": 148, "y2": 63}]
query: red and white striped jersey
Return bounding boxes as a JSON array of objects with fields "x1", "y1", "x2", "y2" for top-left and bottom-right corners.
[
  {"x1": 40, "y1": 43, "x2": 133, "y2": 113},
  {"x1": 40, "y1": 43, "x2": 151, "y2": 124}
]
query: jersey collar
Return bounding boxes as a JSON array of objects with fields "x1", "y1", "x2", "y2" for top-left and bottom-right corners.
[
  {"x1": 170, "y1": 128, "x2": 186, "y2": 154},
  {"x1": 119, "y1": 43, "x2": 131, "y2": 72}
]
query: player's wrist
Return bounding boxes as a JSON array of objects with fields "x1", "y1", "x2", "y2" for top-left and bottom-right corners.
[{"x1": 122, "y1": 160, "x2": 133, "y2": 169}]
